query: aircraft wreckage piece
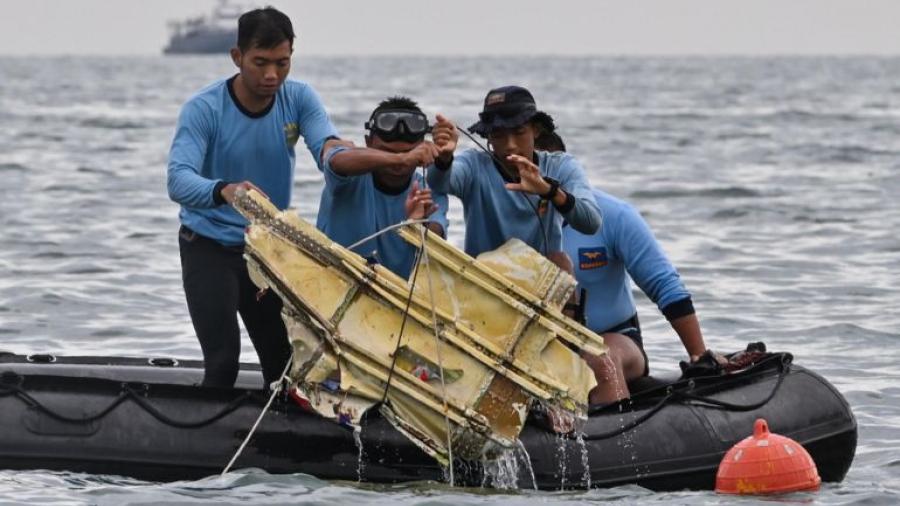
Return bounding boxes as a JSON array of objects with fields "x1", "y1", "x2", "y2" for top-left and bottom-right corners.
[{"x1": 232, "y1": 189, "x2": 606, "y2": 464}]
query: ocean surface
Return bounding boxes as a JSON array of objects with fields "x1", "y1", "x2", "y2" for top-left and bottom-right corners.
[{"x1": 0, "y1": 55, "x2": 898, "y2": 505}]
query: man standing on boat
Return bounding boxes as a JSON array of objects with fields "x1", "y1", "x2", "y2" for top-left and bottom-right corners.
[
  {"x1": 317, "y1": 96, "x2": 449, "y2": 278},
  {"x1": 167, "y1": 7, "x2": 346, "y2": 388},
  {"x1": 533, "y1": 130, "x2": 721, "y2": 405},
  {"x1": 427, "y1": 85, "x2": 601, "y2": 270}
]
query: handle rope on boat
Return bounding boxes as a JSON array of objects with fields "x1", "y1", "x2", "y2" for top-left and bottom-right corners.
[{"x1": 0, "y1": 378, "x2": 257, "y2": 428}]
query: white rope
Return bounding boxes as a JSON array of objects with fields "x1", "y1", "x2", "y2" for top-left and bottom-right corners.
[
  {"x1": 346, "y1": 218, "x2": 432, "y2": 252},
  {"x1": 418, "y1": 225, "x2": 455, "y2": 486},
  {"x1": 221, "y1": 356, "x2": 293, "y2": 476}
]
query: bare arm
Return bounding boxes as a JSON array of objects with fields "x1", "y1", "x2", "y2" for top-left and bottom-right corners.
[
  {"x1": 329, "y1": 143, "x2": 439, "y2": 177},
  {"x1": 670, "y1": 313, "x2": 710, "y2": 361}
]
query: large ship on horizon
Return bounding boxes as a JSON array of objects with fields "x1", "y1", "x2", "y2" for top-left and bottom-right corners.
[{"x1": 163, "y1": 0, "x2": 246, "y2": 55}]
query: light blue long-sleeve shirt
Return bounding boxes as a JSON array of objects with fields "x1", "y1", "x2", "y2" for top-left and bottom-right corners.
[
  {"x1": 563, "y1": 189, "x2": 691, "y2": 333},
  {"x1": 427, "y1": 149, "x2": 600, "y2": 257},
  {"x1": 317, "y1": 147, "x2": 450, "y2": 278},
  {"x1": 167, "y1": 76, "x2": 338, "y2": 246}
]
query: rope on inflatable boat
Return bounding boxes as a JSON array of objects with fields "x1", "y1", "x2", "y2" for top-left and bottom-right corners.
[
  {"x1": 569, "y1": 353, "x2": 792, "y2": 441},
  {"x1": 222, "y1": 356, "x2": 293, "y2": 476},
  {"x1": 0, "y1": 381, "x2": 256, "y2": 429}
]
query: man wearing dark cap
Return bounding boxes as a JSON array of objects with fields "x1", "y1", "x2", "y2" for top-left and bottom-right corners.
[{"x1": 428, "y1": 86, "x2": 601, "y2": 264}]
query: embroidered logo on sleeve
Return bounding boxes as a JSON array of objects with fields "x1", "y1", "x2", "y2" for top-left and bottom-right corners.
[
  {"x1": 578, "y1": 247, "x2": 608, "y2": 270},
  {"x1": 284, "y1": 122, "x2": 299, "y2": 148}
]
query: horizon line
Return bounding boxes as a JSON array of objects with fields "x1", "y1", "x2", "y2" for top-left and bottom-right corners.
[{"x1": 4, "y1": 51, "x2": 900, "y2": 58}]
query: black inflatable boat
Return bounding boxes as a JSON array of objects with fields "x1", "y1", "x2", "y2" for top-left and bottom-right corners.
[{"x1": 0, "y1": 349, "x2": 856, "y2": 490}]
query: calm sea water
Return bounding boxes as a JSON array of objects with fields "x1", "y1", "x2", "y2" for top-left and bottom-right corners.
[{"x1": 0, "y1": 55, "x2": 898, "y2": 505}]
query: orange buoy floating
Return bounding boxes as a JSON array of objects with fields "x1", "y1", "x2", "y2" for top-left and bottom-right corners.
[{"x1": 715, "y1": 418, "x2": 821, "y2": 495}]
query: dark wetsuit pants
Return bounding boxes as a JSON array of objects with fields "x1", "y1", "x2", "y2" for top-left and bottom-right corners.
[{"x1": 179, "y1": 226, "x2": 292, "y2": 388}]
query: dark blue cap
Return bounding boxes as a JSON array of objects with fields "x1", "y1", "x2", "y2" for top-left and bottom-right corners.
[{"x1": 469, "y1": 85, "x2": 551, "y2": 137}]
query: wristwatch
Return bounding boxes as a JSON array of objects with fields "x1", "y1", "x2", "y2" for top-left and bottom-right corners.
[{"x1": 541, "y1": 177, "x2": 560, "y2": 201}]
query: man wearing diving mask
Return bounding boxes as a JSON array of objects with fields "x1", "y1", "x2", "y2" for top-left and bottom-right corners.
[
  {"x1": 427, "y1": 85, "x2": 601, "y2": 266},
  {"x1": 317, "y1": 96, "x2": 449, "y2": 278}
]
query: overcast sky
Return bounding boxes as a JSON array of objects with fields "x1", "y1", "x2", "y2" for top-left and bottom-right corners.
[{"x1": 2, "y1": 0, "x2": 899, "y2": 56}]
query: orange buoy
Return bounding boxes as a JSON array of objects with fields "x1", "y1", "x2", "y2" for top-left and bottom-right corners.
[{"x1": 715, "y1": 418, "x2": 821, "y2": 495}]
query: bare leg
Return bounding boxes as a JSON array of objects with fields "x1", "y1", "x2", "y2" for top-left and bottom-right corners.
[{"x1": 582, "y1": 333, "x2": 646, "y2": 405}]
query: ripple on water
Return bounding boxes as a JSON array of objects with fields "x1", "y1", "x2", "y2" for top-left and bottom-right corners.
[
  {"x1": 79, "y1": 118, "x2": 148, "y2": 130},
  {"x1": 76, "y1": 166, "x2": 118, "y2": 176},
  {"x1": 630, "y1": 186, "x2": 761, "y2": 199},
  {"x1": 40, "y1": 184, "x2": 84, "y2": 192},
  {"x1": 64, "y1": 266, "x2": 114, "y2": 275}
]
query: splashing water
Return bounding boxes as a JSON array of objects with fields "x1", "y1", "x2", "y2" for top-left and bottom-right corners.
[
  {"x1": 480, "y1": 447, "x2": 522, "y2": 490},
  {"x1": 515, "y1": 440, "x2": 538, "y2": 491},
  {"x1": 555, "y1": 433, "x2": 568, "y2": 489},
  {"x1": 601, "y1": 355, "x2": 640, "y2": 474},
  {"x1": 575, "y1": 432, "x2": 592, "y2": 489},
  {"x1": 352, "y1": 427, "x2": 366, "y2": 482}
]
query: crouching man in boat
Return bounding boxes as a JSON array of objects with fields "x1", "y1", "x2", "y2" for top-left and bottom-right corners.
[
  {"x1": 534, "y1": 130, "x2": 724, "y2": 405},
  {"x1": 317, "y1": 96, "x2": 450, "y2": 278},
  {"x1": 167, "y1": 7, "x2": 348, "y2": 388},
  {"x1": 427, "y1": 85, "x2": 601, "y2": 271}
]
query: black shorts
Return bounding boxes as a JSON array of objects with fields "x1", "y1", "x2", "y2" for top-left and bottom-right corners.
[{"x1": 603, "y1": 314, "x2": 650, "y2": 377}]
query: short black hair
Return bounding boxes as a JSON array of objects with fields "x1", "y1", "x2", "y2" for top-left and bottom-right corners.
[
  {"x1": 370, "y1": 96, "x2": 423, "y2": 117},
  {"x1": 237, "y1": 7, "x2": 295, "y2": 52}
]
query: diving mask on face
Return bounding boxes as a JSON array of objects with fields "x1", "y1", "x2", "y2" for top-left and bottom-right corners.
[{"x1": 365, "y1": 110, "x2": 430, "y2": 142}]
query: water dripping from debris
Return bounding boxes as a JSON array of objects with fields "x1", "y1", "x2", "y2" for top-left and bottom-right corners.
[
  {"x1": 603, "y1": 355, "x2": 640, "y2": 479},
  {"x1": 515, "y1": 439, "x2": 538, "y2": 490},
  {"x1": 352, "y1": 427, "x2": 366, "y2": 482},
  {"x1": 481, "y1": 447, "x2": 522, "y2": 490},
  {"x1": 555, "y1": 433, "x2": 568, "y2": 489},
  {"x1": 576, "y1": 432, "x2": 592, "y2": 488}
]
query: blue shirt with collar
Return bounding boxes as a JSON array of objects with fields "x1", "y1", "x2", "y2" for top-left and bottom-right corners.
[
  {"x1": 426, "y1": 149, "x2": 600, "y2": 257},
  {"x1": 167, "y1": 76, "x2": 338, "y2": 246},
  {"x1": 317, "y1": 147, "x2": 450, "y2": 278}
]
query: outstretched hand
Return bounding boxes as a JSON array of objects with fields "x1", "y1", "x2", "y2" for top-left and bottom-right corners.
[
  {"x1": 432, "y1": 114, "x2": 458, "y2": 160},
  {"x1": 503, "y1": 154, "x2": 551, "y2": 195},
  {"x1": 404, "y1": 180, "x2": 439, "y2": 220}
]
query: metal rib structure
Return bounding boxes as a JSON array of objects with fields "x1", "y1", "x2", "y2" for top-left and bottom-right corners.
[{"x1": 233, "y1": 189, "x2": 606, "y2": 464}]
